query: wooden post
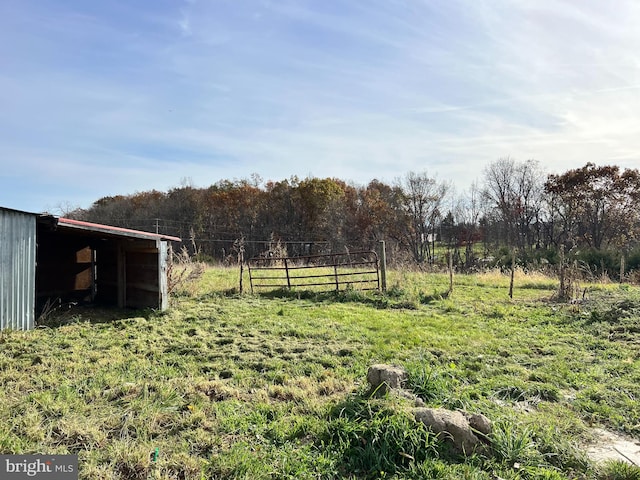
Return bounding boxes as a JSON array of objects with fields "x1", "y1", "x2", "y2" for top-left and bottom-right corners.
[
  {"x1": 509, "y1": 248, "x2": 516, "y2": 299},
  {"x1": 448, "y1": 250, "x2": 454, "y2": 295},
  {"x1": 620, "y1": 253, "x2": 625, "y2": 283},
  {"x1": 378, "y1": 240, "x2": 387, "y2": 293},
  {"x1": 117, "y1": 243, "x2": 126, "y2": 308},
  {"x1": 91, "y1": 247, "x2": 97, "y2": 302},
  {"x1": 248, "y1": 262, "x2": 254, "y2": 294},
  {"x1": 559, "y1": 244, "x2": 566, "y2": 299},
  {"x1": 237, "y1": 238, "x2": 245, "y2": 294},
  {"x1": 158, "y1": 240, "x2": 168, "y2": 310},
  {"x1": 284, "y1": 258, "x2": 291, "y2": 289}
]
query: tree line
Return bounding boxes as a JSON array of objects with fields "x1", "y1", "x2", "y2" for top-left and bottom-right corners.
[{"x1": 69, "y1": 159, "x2": 640, "y2": 279}]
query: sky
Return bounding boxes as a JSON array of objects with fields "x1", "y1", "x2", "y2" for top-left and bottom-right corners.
[{"x1": 1, "y1": 0, "x2": 640, "y2": 214}]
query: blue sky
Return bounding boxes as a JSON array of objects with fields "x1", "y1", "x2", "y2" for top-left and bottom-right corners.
[{"x1": 2, "y1": 0, "x2": 640, "y2": 213}]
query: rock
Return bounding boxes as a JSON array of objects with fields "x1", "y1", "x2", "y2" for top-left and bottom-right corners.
[
  {"x1": 414, "y1": 407, "x2": 487, "y2": 455},
  {"x1": 466, "y1": 412, "x2": 492, "y2": 437},
  {"x1": 366, "y1": 364, "x2": 407, "y2": 395},
  {"x1": 394, "y1": 387, "x2": 426, "y2": 406},
  {"x1": 364, "y1": 364, "x2": 492, "y2": 456}
]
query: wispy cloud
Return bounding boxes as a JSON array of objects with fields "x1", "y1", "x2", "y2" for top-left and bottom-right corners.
[
  {"x1": 178, "y1": 10, "x2": 191, "y2": 36},
  {"x1": 1, "y1": 0, "x2": 639, "y2": 212}
]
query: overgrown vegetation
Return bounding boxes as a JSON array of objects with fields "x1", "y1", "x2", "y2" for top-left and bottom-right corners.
[{"x1": 1, "y1": 267, "x2": 639, "y2": 479}]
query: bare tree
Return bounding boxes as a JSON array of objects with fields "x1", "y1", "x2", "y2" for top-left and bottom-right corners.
[
  {"x1": 398, "y1": 171, "x2": 450, "y2": 264},
  {"x1": 452, "y1": 182, "x2": 483, "y2": 269},
  {"x1": 482, "y1": 158, "x2": 545, "y2": 251}
]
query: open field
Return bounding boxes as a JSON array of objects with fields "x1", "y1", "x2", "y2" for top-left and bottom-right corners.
[{"x1": 1, "y1": 268, "x2": 640, "y2": 479}]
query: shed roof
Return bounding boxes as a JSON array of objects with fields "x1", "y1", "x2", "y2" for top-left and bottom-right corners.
[
  {"x1": 43, "y1": 217, "x2": 182, "y2": 242},
  {"x1": 0, "y1": 206, "x2": 39, "y2": 216}
]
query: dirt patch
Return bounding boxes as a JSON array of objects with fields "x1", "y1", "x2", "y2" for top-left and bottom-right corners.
[{"x1": 586, "y1": 428, "x2": 640, "y2": 466}]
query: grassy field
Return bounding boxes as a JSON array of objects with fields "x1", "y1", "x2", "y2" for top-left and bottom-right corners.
[{"x1": 1, "y1": 267, "x2": 640, "y2": 479}]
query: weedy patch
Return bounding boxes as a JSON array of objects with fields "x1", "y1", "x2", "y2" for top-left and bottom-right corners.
[
  {"x1": 321, "y1": 394, "x2": 441, "y2": 477},
  {"x1": 598, "y1": 460, "x2": 640, "y2": 480},
  {"x1": 0, "y1": 267, "x2": 639, "y2": 479}
]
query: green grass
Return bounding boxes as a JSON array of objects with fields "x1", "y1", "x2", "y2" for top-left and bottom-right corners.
[{"x1": 1, "y1": 267, "x2": 639, "y2": 479}]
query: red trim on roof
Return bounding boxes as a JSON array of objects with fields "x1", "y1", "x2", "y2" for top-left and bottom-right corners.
[{"x1": 57, "y1": 217, "x2": 181, "y2": 242}]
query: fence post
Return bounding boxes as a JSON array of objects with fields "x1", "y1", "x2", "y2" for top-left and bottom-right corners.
[
  {"x1": 378, "y1": 240, "x2": 387, "y2": 292},
  {"x1": 509, "y1": 247, "x2": 516, "y2": 299},
  {"x1": 284, "y1": 258, "x2": 291, "y2": 289},
  {"x1": 558, "y1": 244, "x2": 566, "y2": 299},
  {"x1": 448, "y1": 250, "x2": 454, "y2": 295},
  {"x1": 247, "y1": 262, "x2": 254, "y2": 294}
]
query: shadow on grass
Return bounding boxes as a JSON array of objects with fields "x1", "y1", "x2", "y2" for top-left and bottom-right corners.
[
  {"x1": 418, "y1": 289, "x2": 451, "y2": 304},
  {"x1": 36, "y1": 304, "x2": 158, "y2": 328},
  {"x1": 257, "y1": 288, "x2": 419, "y2": 309}
]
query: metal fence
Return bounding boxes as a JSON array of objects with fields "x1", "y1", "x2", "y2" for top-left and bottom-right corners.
[{"x1": 247, "y1": 251, "x2": 380, "y2": 293}]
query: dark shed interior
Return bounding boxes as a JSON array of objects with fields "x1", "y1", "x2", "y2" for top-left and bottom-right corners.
[{"x1": 36, "y1": 217, "x2": 179, "y2": 312}]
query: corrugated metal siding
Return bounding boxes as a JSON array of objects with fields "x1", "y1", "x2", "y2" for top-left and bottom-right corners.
[{"x1": 0, "y1": 208, "x2": 36, "y2": 330}]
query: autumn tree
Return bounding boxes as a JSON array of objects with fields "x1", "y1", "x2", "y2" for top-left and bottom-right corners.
[
  {"x1": 262, "y1": 177, "x2": 300, "y2": 243},
  {"x1": 293, "y1": 178, "x2": 347, "y2": 253},
  {"x1": 78, "y1": 191, "x2": 167, "y2": 231},
  {"x1": 164, "y1": 185, "x2": 205, "y2": 239},
  {"x1": 544, "y1": 163, "x2": 640, "y2": 250},
  {"x1": 352, "y1": 181, "x2": 398, "y2": 240},
  {"x1": 201, "y1": 179, "x2": 267, "y2": 258}
]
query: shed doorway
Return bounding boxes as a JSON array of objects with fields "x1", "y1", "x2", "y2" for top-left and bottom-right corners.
[{"x1": 36, "y1": 217, "x2": 178, "y2": 313}]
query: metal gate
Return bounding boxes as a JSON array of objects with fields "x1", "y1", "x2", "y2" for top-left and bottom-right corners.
[{"x1": 247, "y1": 251, "x2": 380, "y2": 293}]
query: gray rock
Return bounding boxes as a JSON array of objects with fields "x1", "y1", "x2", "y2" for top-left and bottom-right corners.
[
  {"x1": 395, "y1": 387, "x2": 426, "y2": 407},
  {"x1": 366, "y1": 364, "x2": 407, "y2": 395},
  {"x1": 466, "y1": 412, "x2": 492, "y2": 437},
  {"x1": 414, "y1": 407, "x2": 487, "y2": 455}
]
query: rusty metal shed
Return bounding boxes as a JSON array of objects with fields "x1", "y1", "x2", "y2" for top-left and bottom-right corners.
[{"x1": 1, "y1": 206, "x2": 180, "y2": 330}]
